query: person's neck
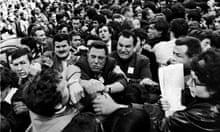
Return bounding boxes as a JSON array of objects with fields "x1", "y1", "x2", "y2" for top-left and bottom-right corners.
[
  {"x1": 57, "y1": 53, "x2": 70, "y2": 61},
  {"x1": 104, "y1": 39, "x2": 111, "y2": 44},
  {"x1": 170, "y1": 32, "x2": 176, "y2": 40}
]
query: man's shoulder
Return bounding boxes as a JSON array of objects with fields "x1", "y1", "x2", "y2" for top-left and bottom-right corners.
[
  {"x1": 153, "y1": 39, "x2": 176, "y2": 50},
  {"x1": 136, "y1": 53, "x2": 150, "y2": 62}
]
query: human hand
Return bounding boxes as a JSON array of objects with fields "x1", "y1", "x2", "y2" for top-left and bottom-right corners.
[
  {"x1": 142, "y1": 44, "x2": 153, "y2": 52},
  {"x1": 160, "y1": 98, "x2": 170, "y2": 112},
  {"x1": 113, "y1": 65, "x2": 126, "y2": 76},
  {"x1": 68, "y1": 81, "x2": 85, "y2": 104},
  {"x1": 92, "y1": 93, "x2": 120, "y2": 115},
  {"x1": 13, "y1": 101, "x2": 28, "y2": 114},
  {"x1": 81, "y1": 79, "x2": 105, "y2": 94},
  {"x1": 140, "y1": 78, "x2": 158, "y2": 86}
]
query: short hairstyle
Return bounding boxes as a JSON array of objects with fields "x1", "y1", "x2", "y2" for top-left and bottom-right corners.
[
  {"x1": 96, "y1": 24, "x2": 113, "y2": 36},
  {"x1": 57, "y1": 23, "x2": 72, "y2": 32},
  {"x1": 88, "y1": 40, "x2": 108, "y2": 55},
  {"x1": 149, "y1": 14, "x2": 169, "y2": 38},
  {"x1": 175, "y1": 36, "x2": 202, "y2": 58},
  {"x1": 119, "y1": 30, "x2": 137, "y2": 46},
  {"x1": 30, "y1": 25, "x2": 46, "y2": 36},
  {"x1": 131, "y1": 28, "x2": 148, "y2": 42},
  {"x1": 23, "y1": 69, "x2": 62, "y2": 117},
  {"x1": 53, "y1": 33, "x2": 71, "y2": 45},
  {"x1": 84, "y1": 34, "x2": 101, "y2": 46},
  {"x1": 188, "y1": 29, "x2": 213, "y2": 42},
  {"x1": 171, "y1": 2, "x2": 186, "y2": 19},
  {"x1": 92, "y1": 14, "x2": 106, "y2": 25},
  {"x1": 170, "y1": 18, "x2": 188, "y2": 38},
  {"x1": 0, "y1": 67, "x2": 18, "y2": 91},
  {"x1": 9, "y1": 47, "x2": 32, "y2": 63},
  {"x1": 191, "y1": 48, "x2": 220, "y2": 100}
]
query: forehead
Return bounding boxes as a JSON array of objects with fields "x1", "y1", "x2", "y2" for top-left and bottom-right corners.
[
  {"x1": 55, "y1": 40, "x2": 69, "y2": 46},
  {"x1": 72, "y1": 35, "x2": 81, "y2": 39},
  {"x1": 99, "y1": 26, "x2": 109, "y2": 31},
  {"x1": 118, "y1": 36, "x2": 134, "y2": 45},
  {"x1": 89, "y1": 47, "x2": 106, "y2": 56},
  {"x1": 72, "y1": 19, "x2": 80, "y2": 23},
  {"x1": 173, "y1": 45, "x2": 188, "y2": 54},
  {"x1": 35, "y1": 30, "x2": 45, "y2": 35},
  {"x1": 11, "y1": 54, "x2": 30, "y2": 63}
]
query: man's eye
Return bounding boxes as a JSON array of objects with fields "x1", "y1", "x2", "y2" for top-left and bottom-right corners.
[
  {"x1": 20, "y1": 61, "x2": 26, "y2": 65},
  {"x1": 91, "y1": 55, "x2": 96, "y2": 59},
  {"x1": 13, "y1": 63, "x2": 18, "y2": 66}
]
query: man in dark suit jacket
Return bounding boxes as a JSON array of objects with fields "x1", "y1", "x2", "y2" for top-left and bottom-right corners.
[
  {"x1": 97, "y1": 24, "x2": 117, "y2": 54},
  {"x1": 110, "y1": 30, "x2": 153, "y2": 85}
]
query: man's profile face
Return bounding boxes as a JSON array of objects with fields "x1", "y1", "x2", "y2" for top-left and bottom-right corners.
[
  {"x1": 169, "y1": 45, "x2": 190, "y2": 65},
  {"x1": 117, "y1": 35, "x2": 135, "y2": 60},
  {"x1": 147, "y1": 24, "x2": 161, "y2": 40},
  {"x1": 88, "y1": 47, "x2": 106, "y2": 72},
  {"x1": 54, "y1": 40, "x2": 71, "y2": 59},
  {"x1": 11, "y1": 55, "x2": 31, "y2": 79}
]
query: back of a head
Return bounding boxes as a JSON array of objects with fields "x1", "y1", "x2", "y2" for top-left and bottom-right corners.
[
  {"x1": 170, "y1": 18, "x2": 188, "y2": 38},
  {"x1": 23, "y1": 69, "x2": 62, "y2": 117},
  {"x1": 171, "y1": 2, "x2": 186, "y2": 19}
]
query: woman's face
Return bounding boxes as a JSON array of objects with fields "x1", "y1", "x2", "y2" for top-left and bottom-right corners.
[{"x1": 187, "y1": 71, "x2": 211, "y2": 98}]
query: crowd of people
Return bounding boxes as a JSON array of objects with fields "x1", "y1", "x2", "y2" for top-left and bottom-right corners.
[{"x1": 1, "y1": 0, "x2": 220, "y2": 132}]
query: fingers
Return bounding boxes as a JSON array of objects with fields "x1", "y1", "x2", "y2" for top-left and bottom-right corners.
[
  {"x1": 13, "y1": 102, "x2": 28, "y2": 114},
  {"x1": 160, "y1": 98, "x2": 170, "y2": 111},
  {"x1": 140, "y1": 78, "x2": 158, "y2": 86}
]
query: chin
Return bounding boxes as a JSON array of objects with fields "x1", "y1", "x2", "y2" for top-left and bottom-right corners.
[{"x1": 57, "y1": 54, "x2": 68, "y2": 59}]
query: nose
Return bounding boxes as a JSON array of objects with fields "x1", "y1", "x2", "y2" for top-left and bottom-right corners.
[
  {"x1": 16, "y1": 64, "x2": 23, "y2": 71},
  {"x1": 168, "y1": 54, "x2": 177, "y2": 64},
  {"x1": 120, "y1": 46, "x2": 126, "y2": 52},
  {"x1": 94, "y1": 57, "x2": 99, "y2": 63}
]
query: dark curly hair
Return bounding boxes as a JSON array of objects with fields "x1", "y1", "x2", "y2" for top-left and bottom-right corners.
[
  {"x1": 0, "y1": 67, "x2": 18, "y2": 91},
  {"x1": 23, "y1": 69, "x2": 63, "y2": 117},
  {"x1": 191, "y1": 48, "x2": 220, "y2": 101}
]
